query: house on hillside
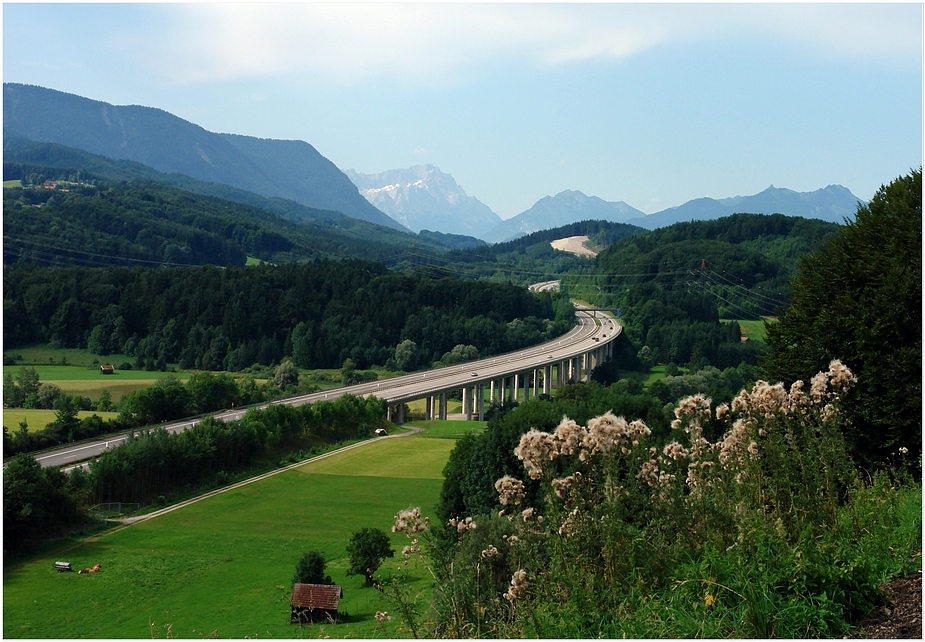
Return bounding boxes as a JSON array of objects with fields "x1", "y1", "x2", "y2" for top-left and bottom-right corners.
[
  {"x1": 100, "y1": 364, "x2": 115, "y2": 374},
  {"x1": 290, "y1": 583, "x2": 344, "y2": 624}
]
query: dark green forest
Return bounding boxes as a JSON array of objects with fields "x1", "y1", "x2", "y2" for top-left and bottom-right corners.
[
  {"x1": 558, "y1": 213, "x2": 840, "y2": 371},
  {"x1": 3, "y1": 260, "x2": 571, "y2": 372}
]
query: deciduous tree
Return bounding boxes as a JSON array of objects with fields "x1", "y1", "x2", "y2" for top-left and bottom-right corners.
[{"x1": 346, "y1": 527, "x2": 394, "y2": 584}]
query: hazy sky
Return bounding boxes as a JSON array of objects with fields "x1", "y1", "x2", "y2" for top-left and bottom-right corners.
[{"x1": 3, "y1": 3, "x2": 922, "y2": 218}]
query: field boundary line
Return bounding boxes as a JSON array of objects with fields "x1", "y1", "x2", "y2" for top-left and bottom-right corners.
[{"x1": 113, "y1": 428, "x2": 422, "y2": 526}]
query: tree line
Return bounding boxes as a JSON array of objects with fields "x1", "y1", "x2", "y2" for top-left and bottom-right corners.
[
  {"x1": 3, "y1": 259, "x2": 571, "y2": 372},
  {"x1": 4, "y1": 360, "x2": 373, "y2": 457}
]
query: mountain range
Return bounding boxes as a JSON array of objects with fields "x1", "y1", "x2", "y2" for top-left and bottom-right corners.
[
  {"x1": 350, "y1": 167, "x2": 862, "y2": 243},
  {"x1": 4, "y1": 83, "x2": 865, "y2": 246},
  {"x1": 3, "y1": 83, "x2": 405, "y2": 231},
  {"x1": 625, "y1": 184, "x2": 863, "y2": 231}
]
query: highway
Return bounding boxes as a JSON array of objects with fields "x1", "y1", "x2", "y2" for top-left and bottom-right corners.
[{"x1": 29, "y1": 302, "x2": 620, "y2": 470}]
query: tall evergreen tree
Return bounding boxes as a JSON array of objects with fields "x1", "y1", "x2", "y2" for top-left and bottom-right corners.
[{"x1": 762, "y1": 168, "x2": 922, "y2": 469}]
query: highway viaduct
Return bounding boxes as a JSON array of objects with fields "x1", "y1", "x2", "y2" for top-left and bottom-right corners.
[{"x1": 27, "y1": 302, "x2": 620, "y2": 470}]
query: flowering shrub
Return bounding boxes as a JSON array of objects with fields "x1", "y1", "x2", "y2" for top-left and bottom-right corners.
[{"x1": 386, "y1": 360, "x2": 920, "y2": 638}]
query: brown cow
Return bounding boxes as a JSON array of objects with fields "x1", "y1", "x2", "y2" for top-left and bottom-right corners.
[{"x1": 78, "y1": 563, "x2": 101, "y2": 574}]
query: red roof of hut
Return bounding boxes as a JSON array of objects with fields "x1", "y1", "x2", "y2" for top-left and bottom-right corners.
[{"x1": 291, "y1": 584, "x2": 343, "y2": 611}]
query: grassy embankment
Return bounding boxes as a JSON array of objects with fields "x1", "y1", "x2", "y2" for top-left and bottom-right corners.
[{"x1": 2, "y1": 421, "x2": 485, "y2": 639}]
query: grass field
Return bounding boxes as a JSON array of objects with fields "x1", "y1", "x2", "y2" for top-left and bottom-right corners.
[
  {"x1": 725, "y1": 317, "x2": 775, "y2": 343},
  {"x1": 641, "y1": 365, "x2": 668, "y2": 387},
  {"x1": 2, "y1": 409, "x2": 121, "y2": 432},
  {"x1": 4, "y1": 364, "x2": 193, "y2": 404},
  {"x1": 5, "y1": 346, "x2": 136, "y2": 368},
  {"x1": 3, "y1": 179, "x2": 23, "y2": 188},
  {"x1": 3, "y1": 428, "x2": 460, "y2": 639}
]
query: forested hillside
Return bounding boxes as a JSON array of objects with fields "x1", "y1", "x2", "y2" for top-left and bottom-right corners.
[
  {"x1": 562, "y1": 213, "x2": 839, "y2": 370},
  {"x1": 3, "y1": 178, "x2": 424, "y2": 267},
  {"x1": 3, "y1": 261, "x2": 571, "y2": 372},
  {"x1": 3, "y1": 144, "x2": 462, "y2": 266},
  {"x1": 390, "y1": 220, "x2": 645, "y2": 286}
]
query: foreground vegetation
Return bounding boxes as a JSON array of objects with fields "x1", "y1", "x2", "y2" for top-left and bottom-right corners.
[{"x1": 387, "y1": 362, "x2": 921, "y2": 638}]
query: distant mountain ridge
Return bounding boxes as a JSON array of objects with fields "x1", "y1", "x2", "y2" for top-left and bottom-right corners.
[
  {"x1": 627, "y1": 184, "x2": 863, "y2": 230},
  {"x1": 3, "y1": 83, "x2": 404, "y2": 231},
  {"x1": 482, "y1": 190, "x2": 646, "y2": 243},
  {"x1": 346, "y1": 164, "x2": 502, "y2": 238},
  {"x1": 484, "y1": 184, "x2": 863, "y2": 244}
]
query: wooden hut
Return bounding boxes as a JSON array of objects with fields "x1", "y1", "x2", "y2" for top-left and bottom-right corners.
[{"x1": 290, "y1": 583, "x2": 343, "y2": 624}]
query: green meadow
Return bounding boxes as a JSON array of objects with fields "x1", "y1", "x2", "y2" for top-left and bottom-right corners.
[
  {"x1": 3, "y1": 429, "x2": 462, "y2": 639},
  {"x1": 406, "y1": 419, "x2": 485, "y2": 439},
  {"x1": 3, "y1": 409, "x2": 121, "y2": 432},
  {"x1": 4, "y1": 356, "x2": 194, "y2": 404}
]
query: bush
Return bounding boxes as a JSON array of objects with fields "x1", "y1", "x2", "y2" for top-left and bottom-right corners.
[{"x1": 293, "y1": 550, "x2": 332, "y2": 585}]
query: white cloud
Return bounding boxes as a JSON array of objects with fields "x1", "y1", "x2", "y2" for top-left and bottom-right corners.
[{"x1": 145, "y1": 3, "x2": 920, "y2": 87}]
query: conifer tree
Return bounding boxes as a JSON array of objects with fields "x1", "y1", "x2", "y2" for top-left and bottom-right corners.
[{"x1": 762, "y1": 168, "x2": 922, "y2": 469}]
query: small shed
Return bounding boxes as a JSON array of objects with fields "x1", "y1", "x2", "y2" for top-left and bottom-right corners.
[
  {"x1": 290, "y1": 583, "x2": 343, "y2": 624},
  {"x1": 100, "y1": 364, "x2": 115, "y2": 374}
]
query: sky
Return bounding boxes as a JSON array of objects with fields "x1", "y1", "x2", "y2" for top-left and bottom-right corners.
[{"x1": 3, "y1": 2, "x2": 922, "y2": 219}]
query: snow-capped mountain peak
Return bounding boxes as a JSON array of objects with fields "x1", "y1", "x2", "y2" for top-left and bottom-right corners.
[{"x1": 344, "y1": 165, "x2": 501, "y2": 237}]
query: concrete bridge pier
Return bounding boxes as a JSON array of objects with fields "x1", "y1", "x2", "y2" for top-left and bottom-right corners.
[
  {"x1": 439, "y1": 393, "x2": 448, "y2": 420},
  {"x1": 426, "y1": 396, "x2": 434, "y2": 420},
  {"x1": 387, "y1": 403, "x2": 405, "y2": 424},
  {"x1": 543, "y1": 365, "x2": 552, "y2": 395},
  {"x1": 462, "y1": 387, "x2": 471, "y2": 417}
]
